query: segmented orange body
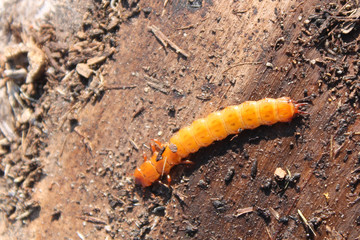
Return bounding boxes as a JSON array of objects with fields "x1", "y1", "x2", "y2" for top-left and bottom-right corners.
[{"x1": 134, "y1": 97, "x2": 303, "y2": 187}]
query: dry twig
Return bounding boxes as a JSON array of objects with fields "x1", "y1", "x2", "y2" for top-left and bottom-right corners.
[{"x1": 148, "y1": 25, "x2": 190, "y2": 58}]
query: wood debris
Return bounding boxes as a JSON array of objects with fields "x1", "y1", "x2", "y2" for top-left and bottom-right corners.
[
  {"x1": 233, "y1": 206, "x2": 254, "y2": 217},
  {"x1": 269, "y1": 207, "x2": 280, "y2": 221},
  {"x1": 87, "y1": 55, "x2": 107, "y2": 66},
  {"x1": 148, "y1": 25, "x2": 190, "y2": 58},
  {"x1": 79, "y1": 215, "x2": 107, "y2": 225},
  {"x1": 5, "y1": 35, "x2": 46, "y2": 86},
  {"x1": 325, "y1": 225, "x2": 345, "y2": 240},
  {"x1": 0, "y1": 88, "x2": 18, "y2": 142},
  {"x1": 76, "y1": 63, "x2": 94, "y2": 78},
  {"x1": 129, "y1": 139, "x2": 139, "y2": 151},
  {"x1": 144, "y1": 75, "x2": 170, "y2": 95},
  {"x1": 298, "y1": 209, "x2": 317, "y2": 237},
  {"x1": 132, "y1": 106, "x2": 145, "y2": 119},
  {"x1": 274, "y1": 167, "x2": 287, "y2": 180}
]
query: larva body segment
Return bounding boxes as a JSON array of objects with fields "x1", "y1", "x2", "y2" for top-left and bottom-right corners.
[
  {"x1": 168, "y1": 133, "x2": 189, "y2": 158},
  {"x1": 221, "y1": 105, "x2": 244, "y2": 134},
  {"x1": 257, "y1": 98, "x2": 278, "y2": 125},
  {"x1": 239, "y1": 101, "x2": 261, "y2": 129},
  {"x1": 188, "y1": 119, "x2": 214, "y2": 147},
  {"x1": 134, "y1": 97, "x2": 302, "y2": 187},
  {"x1": 201, "y1": 111, "x2": 229, "y2": 140},
  {"x1": 173, "y1": 126, "x2": 200, "y2": 155}
]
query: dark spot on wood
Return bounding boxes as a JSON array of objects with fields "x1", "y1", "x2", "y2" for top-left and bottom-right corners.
[
  {"x1": 279, "y1": 216, "x2": 289, "y2": 224},
  {"x1": 152, "y1": 205, "x2": 166, "y2": 216},
  {"x1": 51, "y1": 210, "x2": 61, "y2": 221},
  {"x1": 251, "y1": 159, "x2": 258, "y2": 179},
  {"x1": 256, "y1": 207, "x2": 271, "y2": 223},
  {"x1": 260, "y1": 178, "x2": 272, "y2": 195},
  {"x1": 198, "y1": 179, "x2": 208, "y2": 189},
  {"x1": 185, "y1": 221, "x2": 198, "y2": 237},
  {"x1": 243, "y1": 149, "x2": 249, "y2": 160},
  {"x1": 309, "y1": 217, "x2": 322, "y2": 229},
  {"x1": 290, "y1": 173, "x2": 301, "y2": 183},
  {"x1": 212, "y1": 200, "x2": 226, "y2": 213}
]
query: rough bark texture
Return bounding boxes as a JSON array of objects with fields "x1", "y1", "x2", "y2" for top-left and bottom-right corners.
[{"x1": 1, "y1": 0, "x2": 360, "y2": 239}]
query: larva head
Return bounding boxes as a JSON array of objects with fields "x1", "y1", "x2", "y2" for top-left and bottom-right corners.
[
  {"x1": 134, "y1": 157, "x2": 161, "y2": 187},
  {"x1": 134, "y1": 167, "x2": 152, "y2": 187},
  {"x1": 276, "y1": 97, "x2": 298, "y2": 122}
]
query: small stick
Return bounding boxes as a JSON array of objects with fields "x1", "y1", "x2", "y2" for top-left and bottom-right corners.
[
  {"x1": 222, "y1": 62, "x2": 262, "y2": 74},
  {"x1": 265, "y1": 226, "x2": 274, "y2": 240},
  {"x1": 59, "y1": 135, "x2": 68, "y2": 157},
  {"x1": 233, "y1": 206, "x2": 254, "y2": 217},
  {"x1": 334, "y1": 141, "x2": 346, "y2": 158},
  {"x1": 129, "y1": 139, "x2": 139, "y2": 151},
  {"x1": 269, "y1": 207, "x2": 280, "y2": 221},
  {"x1": 217, "y1": 83, "x2": 234, "y2": 110},
  {"x1": 330, "y1": 135, "x2": 333, "y2": 160},
  {"x1": 161, "y1": 0, "x2": 169, "y2": 16},
  {"x1": 176, "y1": 16, "x2": 209, "y2": 30},
  {"x1": 43, "y1": 46, "x2": 66, "y2": 73},
  {"x1": 78, "y1": 216, "x2": 107, "y2": 225},
  {"x1": 232, "y1": 8, "x2": 249, "y2": 15},
  {"x1": 146, "y1": 81, "x2": 170, "y2": 95},
  {"x1": 298, "y1": 209, "x2": 316, "y2": 237},
  {"x1": 164, "y1": 0, "x2": 169, "y2": 7},
  {"x1": 132, "y1": 106, "x2": 145, "y2": 119},
  {"x1": 148, "y1": 25, "x2": 190, "y2": 58},
  {"x1": 74, "y1": 128, "x2": 94, "y2": 156},
  {"x1": 103, "y1": 85, "x2": 137, "y2": 90}
]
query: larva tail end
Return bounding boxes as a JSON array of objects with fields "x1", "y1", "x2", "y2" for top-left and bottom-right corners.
[{"x1": 294, "y1": 102, "x2": 309, "y2": 115}]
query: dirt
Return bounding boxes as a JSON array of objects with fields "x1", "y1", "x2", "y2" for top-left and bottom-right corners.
[{"x1": 0, "y1": 0, "x2": 360, "y2": 239}]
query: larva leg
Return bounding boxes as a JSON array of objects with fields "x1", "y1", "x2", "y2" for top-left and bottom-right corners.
[
  {"x1": 142, "y1": 152, "x2": 148, "y2": 162},
  {"x1": 166, "y1": 174, "x2": 172, "y2": 186},
  {"x1": 151, "y1": 139, "x2": 164, "y2": 148},
  {"x1": 156, "y1": 177, "x2": 172, "y2": 188},
  {"x1": 297, "y1": 109, "x2": 308, "y2": 115},
  {"x1": 180, "y1": 160, "x2": 194, "y2": 165},
  {"x1": 149, "y1": 139, "x2": 163, "y2": 153},
  {"x1": 150, "y1": 142, "x2": 157, "y2": 153}
]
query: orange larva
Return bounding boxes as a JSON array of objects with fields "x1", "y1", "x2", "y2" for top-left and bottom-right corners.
[{"x1": 134, "y1": 97, "x2": 305, "y2": 187}]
